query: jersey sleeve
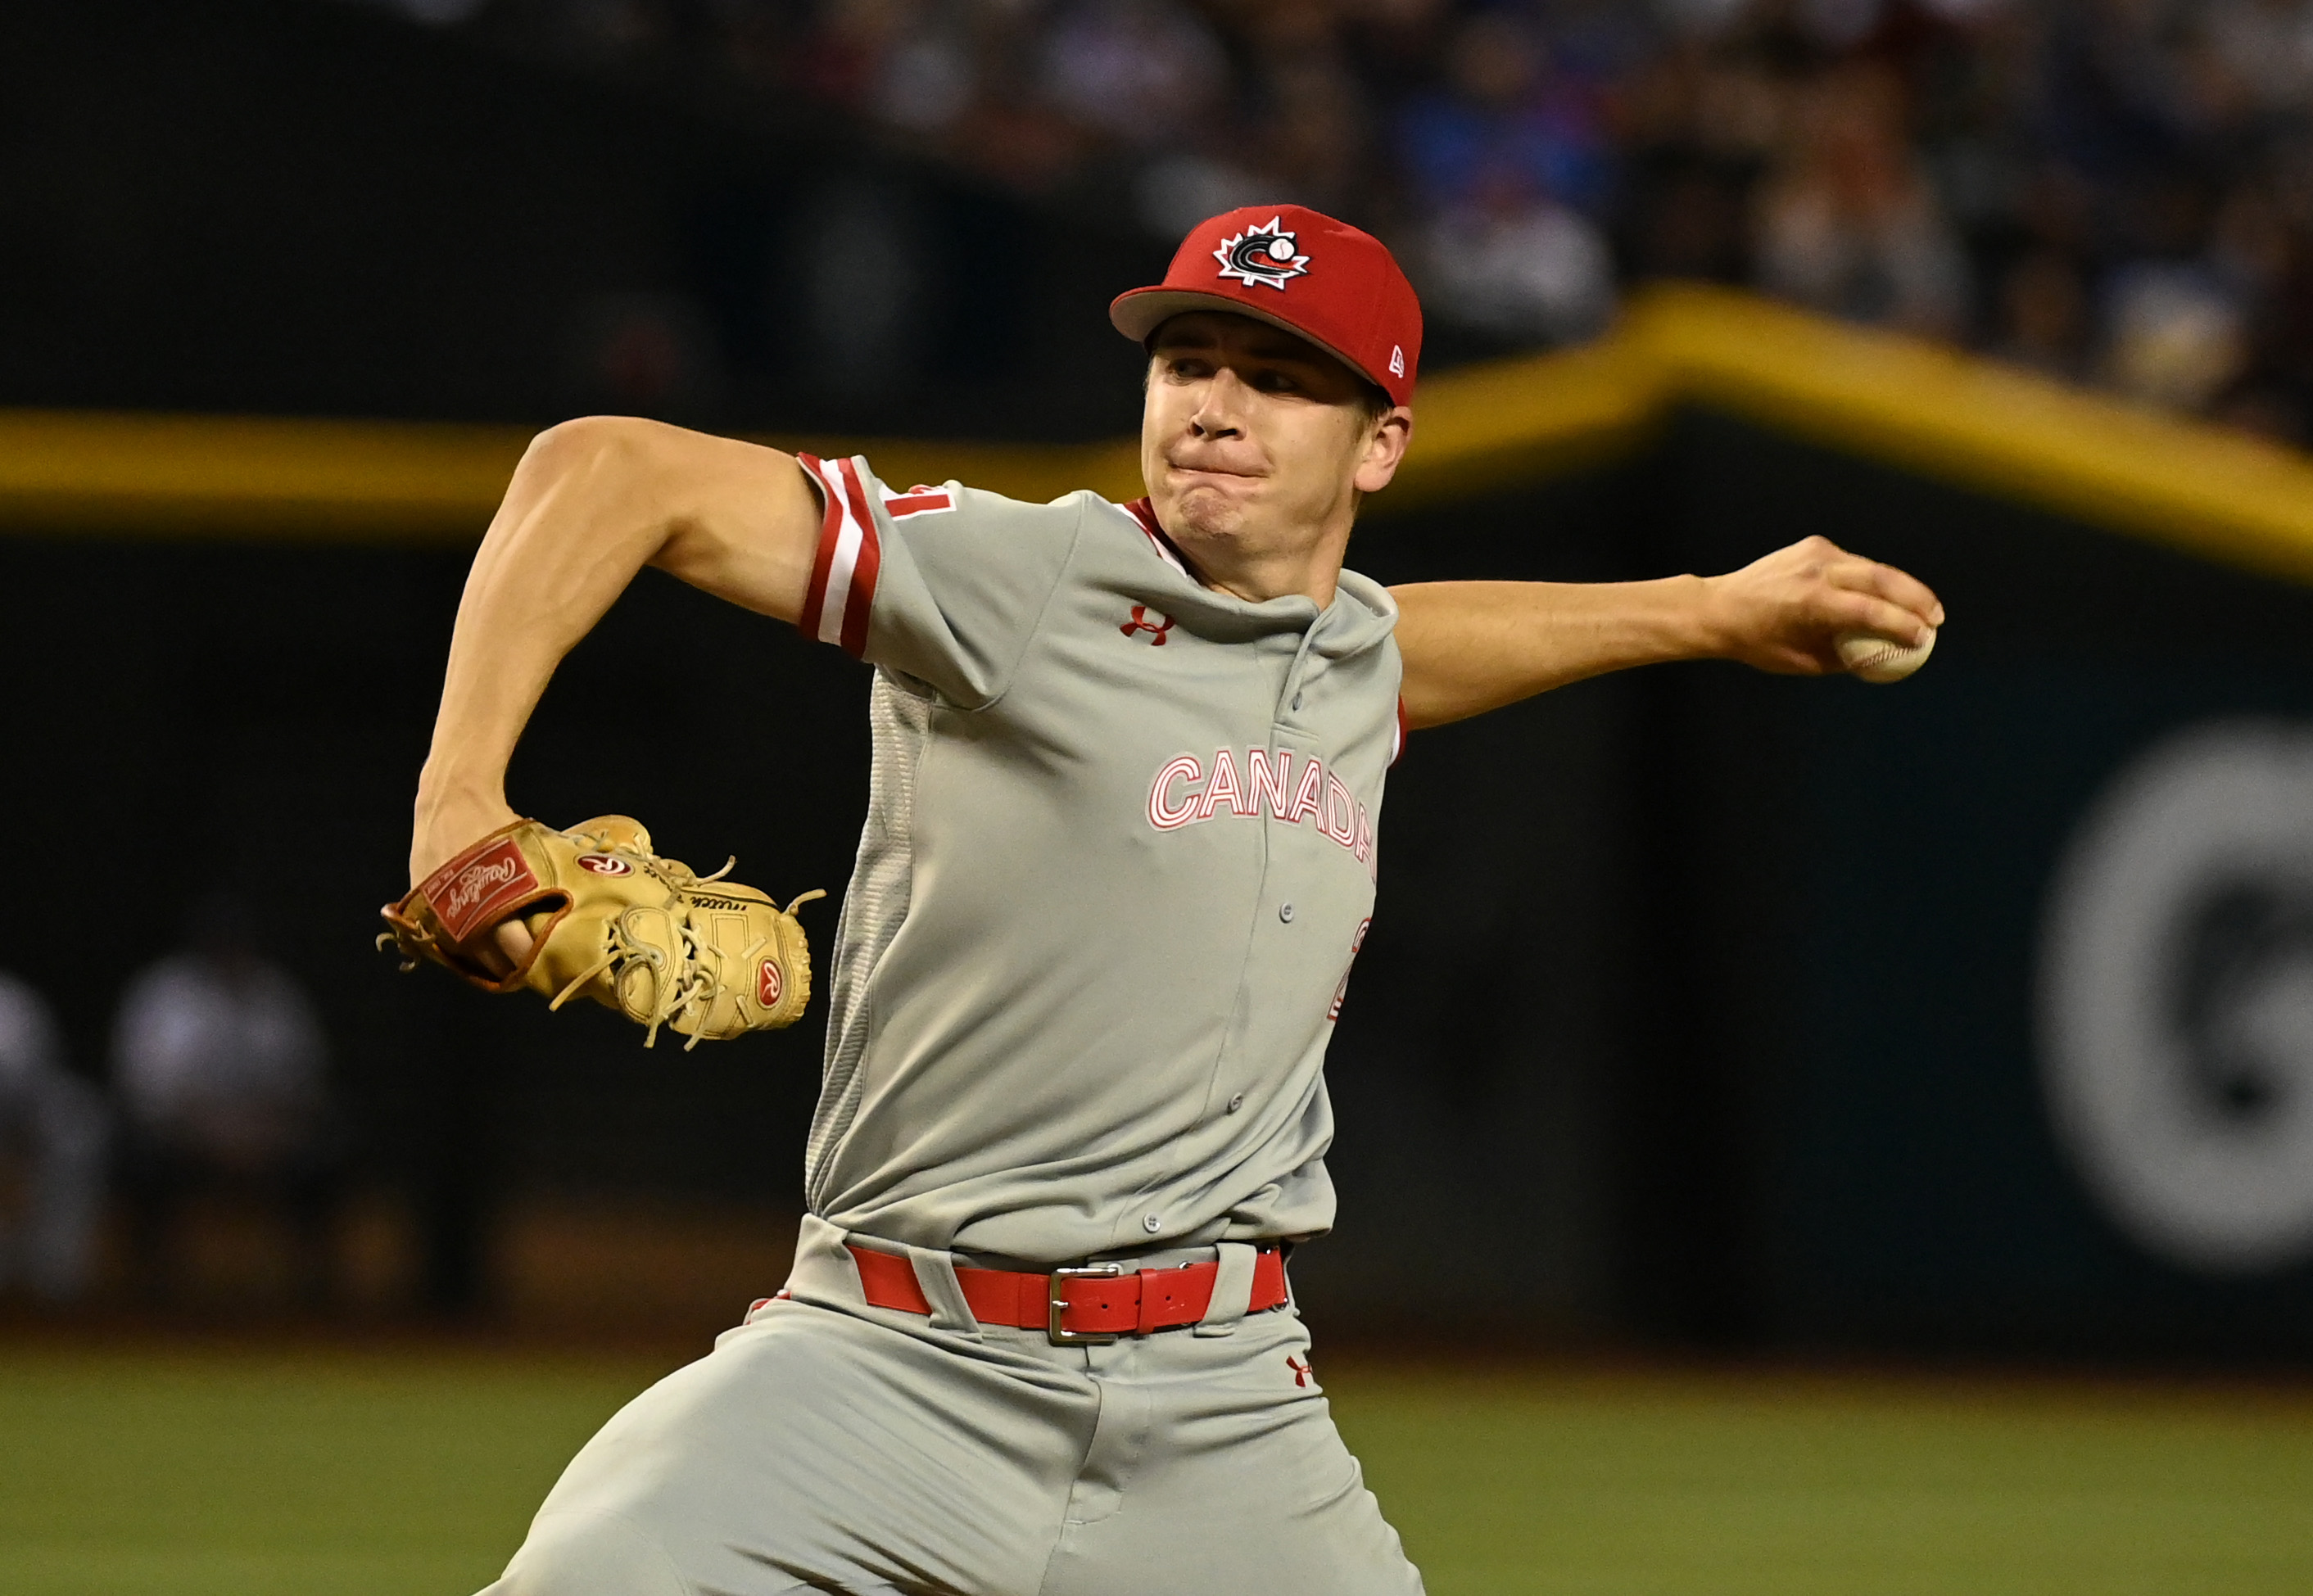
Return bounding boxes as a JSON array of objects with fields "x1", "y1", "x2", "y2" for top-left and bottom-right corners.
[{"x1": 795, "y1": 453, "x2": 1086, "y2": 708}]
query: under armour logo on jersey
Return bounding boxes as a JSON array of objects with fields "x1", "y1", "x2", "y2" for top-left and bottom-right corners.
[
  {"x1": 1213, "y1": 218, "x2": 1310, "y2": 290},
  {"x1": 1120, "y1": 605, "x2": 1175, "y2": 645},
  {"x1": 1287, "y1": 1355, "x2": 1314, "y2": 1387}
]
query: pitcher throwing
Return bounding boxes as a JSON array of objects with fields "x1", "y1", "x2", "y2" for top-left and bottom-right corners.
[{"x1": 406, "y1": 206, "x2": 1943, "y2": 1595}]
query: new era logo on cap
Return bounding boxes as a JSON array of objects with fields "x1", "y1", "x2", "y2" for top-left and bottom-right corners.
[{"x1": 1109, "y1": 204, "x2": 1424, "y2": 407}]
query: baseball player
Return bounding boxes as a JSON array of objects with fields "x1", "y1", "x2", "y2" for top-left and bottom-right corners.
[{"x1": 405, "y1": 206, "x2": 1941, "y2": 1595}]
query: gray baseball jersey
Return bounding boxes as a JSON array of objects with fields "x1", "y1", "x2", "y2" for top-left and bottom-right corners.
[
  {"x1": 473, "y1": 458, "x2": 1431, "y2": 1596},
  {"x1": 792, "y1": 452, "x2": 1402, "y2": 1264}
]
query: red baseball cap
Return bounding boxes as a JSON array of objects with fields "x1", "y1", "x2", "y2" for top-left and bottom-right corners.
[{"x1": 1110, "y1": 205, "x2": 1423, "y2": 408}]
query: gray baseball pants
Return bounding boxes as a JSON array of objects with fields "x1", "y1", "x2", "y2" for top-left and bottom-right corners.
[{"x1": 478, "y1": 1216, "x2": 1424, "y2": 1596}]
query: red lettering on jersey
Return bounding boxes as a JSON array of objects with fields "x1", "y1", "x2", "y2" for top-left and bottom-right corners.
[
  {"x1": 884, "y1": 486, "x2": 954, "y2": 518},
  {"x1": 1328, "y1": 918, "x2": 1371, "y2": 1020},
  {"x1": 1197, "y1": 749, "x2": 1253, "y2": 820},
  {"x1": 1322, "y1": 774, "x2": 1359, "y2": 847},
  {"x1": 1147, "y1": 755, "x2": 1204, "y2": 830},
  {"x1": 1246, "y1": 748, "x2": 1293, "y2": 819},
  {"x1": 1146, "y1": 748, "x2": 1378, "y2": 870},
  {"x1": 1286, "y1": 757, "x2": 1326, "y2": 825}
]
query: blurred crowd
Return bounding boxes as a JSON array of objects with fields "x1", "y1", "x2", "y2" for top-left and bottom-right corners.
[
  {"x1": 0, "y1": 901, "x2": 342, "y2": 1310},
  {"x1": 355, "y1": 0, "x2": 2313, "y2": 439}
]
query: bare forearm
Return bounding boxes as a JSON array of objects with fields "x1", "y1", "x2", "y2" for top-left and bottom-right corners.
[
  {"x1": 1392, "y1": 577, "x2": 1720, "y2": 728},
  {"x1": 412, "y1": 421, "x2": 681, "y2": 859},
  {"x1": 1392, "y1": 538, "x2": 1944, "y2": 730},
  {"x1": 410, "y1": 414, "x2": 824, "y2": 883}
]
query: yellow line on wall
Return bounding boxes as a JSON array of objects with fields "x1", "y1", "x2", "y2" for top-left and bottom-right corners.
[
  {"x1": 0, "y1": 412, "x2": 1141, "y2": 540},
  {"x1": 1620, "y1": 284, "x2": 2313, "y2": 587},
  {"x1": 7, "y1": 287, "x2": 2313, "y2": 587},
  {"x1": 0, "y1": 410, "x2": 533, "y2": 536}
]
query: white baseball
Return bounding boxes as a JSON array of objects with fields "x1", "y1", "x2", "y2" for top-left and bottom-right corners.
[{"x1": 1835, "y1": 626, "x2": 1936, "y2": 683}]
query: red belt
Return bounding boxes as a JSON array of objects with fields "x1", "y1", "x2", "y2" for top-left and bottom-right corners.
[{"x1": 846, "y1": 1243, "x2": 1288, "y2": 1345}]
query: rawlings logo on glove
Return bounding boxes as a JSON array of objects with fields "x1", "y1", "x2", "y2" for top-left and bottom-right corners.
[
  {"x1": 378, "y1": 816, "x2": 824, "y2": 1049},
  {"x1": 429, "y1": 840, "x2": 538, "y2": 938}
]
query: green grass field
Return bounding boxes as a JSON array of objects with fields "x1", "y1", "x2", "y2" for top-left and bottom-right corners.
[{"x1": 1, "y1": 1344, "x2": 2308, "y2": 1595}]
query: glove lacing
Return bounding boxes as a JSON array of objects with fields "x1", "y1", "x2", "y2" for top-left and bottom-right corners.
[
  {"x1": 540, "y1": 857, "x2": 819, "y2": 1051},
  {"x1": 544, "y1": 907, "x2": 726, "y2": 1051},
  {"x1": 376, "y1": 926, "x2": 427, "y2": 971},
  {"x1": 658, "y1": 917, "x2": 725, "y2": 1051}
]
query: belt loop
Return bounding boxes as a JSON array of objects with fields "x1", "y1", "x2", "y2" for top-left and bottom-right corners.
[
  {"x1": 772, "y1": 1213, "x2": 865, "y2": 1317},
  {"x1": 905, "y1": 1246, "x2": 984, "y2": 1340},
  {"x1": 1193, "y1": 1241, "x2": 1259, "y2": 1337}
]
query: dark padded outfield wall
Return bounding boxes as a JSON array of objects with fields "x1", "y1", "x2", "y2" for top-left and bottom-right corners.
[
  {"x1": 1348, "y1": 408, "x2": 2313, "y2": 1358},
  {"x1": 1655, "y1": 413, "x2": 2313, "y2": 1360}
]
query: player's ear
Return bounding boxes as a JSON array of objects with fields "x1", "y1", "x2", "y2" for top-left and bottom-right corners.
[{"x1": 1352, "y1": 408, "x2": 1413, "y2": 495}]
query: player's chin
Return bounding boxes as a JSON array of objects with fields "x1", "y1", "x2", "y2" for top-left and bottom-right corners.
[{"x1": 1168, "y1": 483, "x2": 1252, "y2": 540}]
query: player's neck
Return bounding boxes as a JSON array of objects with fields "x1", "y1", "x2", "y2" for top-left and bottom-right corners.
[
  {"x1": 1167, "y1": 518, "x2": 1351, "y2": 610},
  {"x1": 1202, "y1": 566, "x2": 1340, "y2": 609}
]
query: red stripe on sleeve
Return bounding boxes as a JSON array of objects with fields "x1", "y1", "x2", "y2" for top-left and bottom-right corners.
[
  {"x1": 1392, "y1": 697, "x2": 1408, "y2": 766},
  {"x1": 835, "y1": 457, "x2": 883, "y2": 658},
  {"x1": 796, "y1": 453, "x2": 843, "y2": 641}
]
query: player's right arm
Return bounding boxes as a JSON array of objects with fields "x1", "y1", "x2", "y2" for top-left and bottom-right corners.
[{"x1": 410, "y1": 417, "x2": 821, "y2": 889}]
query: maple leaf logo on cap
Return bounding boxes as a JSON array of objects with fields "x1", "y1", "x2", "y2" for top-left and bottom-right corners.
[{"x1": 1213, "y1": 217, "x2": 1310, "y2": 290}]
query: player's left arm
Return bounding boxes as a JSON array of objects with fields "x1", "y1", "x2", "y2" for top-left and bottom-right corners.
[{"x1": 1392, "y1": 536, "x2": 1943, "y2": 729}]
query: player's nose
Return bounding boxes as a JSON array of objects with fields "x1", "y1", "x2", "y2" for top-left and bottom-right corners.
[{"x1": 1188, "y1": 370, "x2": 1248, "y2": 438}]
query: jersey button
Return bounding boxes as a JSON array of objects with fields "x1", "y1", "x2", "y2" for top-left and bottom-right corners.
[
  {"x1": 1279, "y1": 902, "x2": 1296, "y2": 923},
  {"x1": 1142, "y1": 1214, "x2": 1163, "y2": 1234},
  {"x1": 1227, "y1": 1093, "x2": 1244, "y2": 1114}
]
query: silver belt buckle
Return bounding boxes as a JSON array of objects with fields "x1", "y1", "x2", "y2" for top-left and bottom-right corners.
[{"x1": 1048, "y1": 1261, "x2": 1125, "y2": 1345}]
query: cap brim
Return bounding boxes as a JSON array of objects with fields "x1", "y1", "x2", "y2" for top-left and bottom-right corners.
[{"x1": 1109, "y1": 287, "x2": 1387, "y2": 399}]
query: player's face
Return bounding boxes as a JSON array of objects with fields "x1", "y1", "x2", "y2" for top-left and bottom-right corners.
[{"x1": 1141, "y1": 313, "x2": 1412, "y2": 603}]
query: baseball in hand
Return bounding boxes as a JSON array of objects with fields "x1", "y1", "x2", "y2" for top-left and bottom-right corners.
[{"x1": 1835, "y1": 626, "x2": 1936, "y2": 683}]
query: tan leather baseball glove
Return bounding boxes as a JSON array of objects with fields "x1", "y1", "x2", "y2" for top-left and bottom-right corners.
[{"x1": 378, "y1": 816, "x2": 824, "y2": 1049}]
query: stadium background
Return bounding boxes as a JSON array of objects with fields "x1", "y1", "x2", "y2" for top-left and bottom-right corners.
[{"x1": 4, "y1": 0, "x2": 2313, "y2": 1590}]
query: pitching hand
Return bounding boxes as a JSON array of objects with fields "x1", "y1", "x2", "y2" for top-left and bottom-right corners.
[{"x1": 1700, "y1": 536, "x2": 1944, "y2": 675}]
